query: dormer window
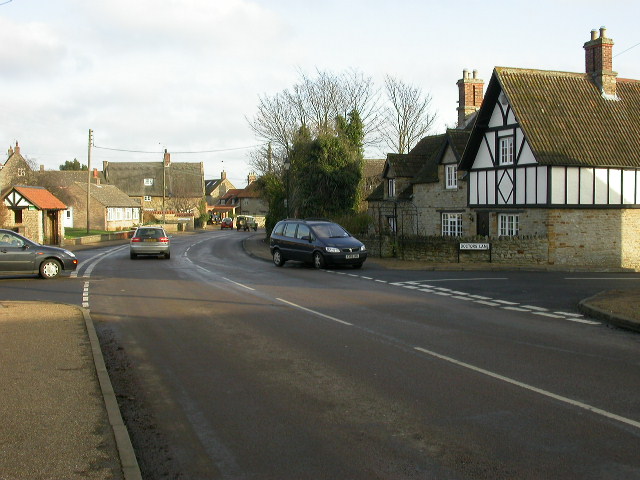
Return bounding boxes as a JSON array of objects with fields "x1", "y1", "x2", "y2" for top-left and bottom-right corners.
[
  {"x1": 388, "y1": 178, "x2": 396, "y2": 197},
  {"x1": 445, "y1": 165, "x2": 458, "y2": 189},
  {"x1": 144, "y1": 178, "x2": 154, "y2": 186},
  {"x1": 498, "y1": 136, "x2": 514, "y2": 165}
]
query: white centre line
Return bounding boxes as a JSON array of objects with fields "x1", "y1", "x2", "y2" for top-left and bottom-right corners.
[
  {"x1": 276, "y1": 298, "x2": 353, "y2": 326},
  {"x1": 414, "y1": 346, "x2": 640, "y2": 431},
  {"x1": 222, "y1": 277, "x2": 255, "y2": 291}
]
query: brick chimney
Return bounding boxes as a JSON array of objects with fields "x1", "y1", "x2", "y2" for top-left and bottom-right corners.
[
  {"x1": 14, "y1": 141, "x2": 20, "y2": 156},
  {"x1": 247, "y1": 172, "x2": 257, "y2": 185},
  {"x1": 457, "y1": 69, "x2": 484, "y2": 128},
  {"x1": 163, "y1": 149, "x2": 171, "y2": 166},
  {"x1": 584, "y1": 26, "x2": 617, "y2": 97}
]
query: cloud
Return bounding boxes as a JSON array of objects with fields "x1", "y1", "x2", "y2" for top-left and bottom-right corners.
[{"x1": 0, "y1": 17, "x2": 66, "y2": 79}]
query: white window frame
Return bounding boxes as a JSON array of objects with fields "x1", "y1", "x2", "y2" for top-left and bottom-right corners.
[
  {"x1": 441, "y1": 213, "x2": 463, "y2": 236},
  {"x1": 144, "y1": 195, "x2": 152, "y2": 202},
  {"x1": 17, "y1": 168, "x2": 26, "y2": 176},
  {"x1": 499, "y1": 136, "x2": 514, "y2": 165},
  {"x1": 144, "y1": 178, "x2": 154, "y2": 186},
  {"x1": 445, "y1": 164, "x2": 458, "y2": 189},
  {"x1": 498, "y1": 213, "x2": 519, "y2": 236},
  {"x1": 388, "y1": 178, "x2": 396, "y2": 197}
]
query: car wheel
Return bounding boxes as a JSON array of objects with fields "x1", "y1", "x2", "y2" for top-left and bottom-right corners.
[
  {"x1": 313, "y1": 252, "x2": 325, "y2": 269},
  {"x1": 39, "y1": 259, "x2": 61, "y2": 279},
  {"x1": 164, "y1": 252, "x2": 171, "y2": 259},
  {"x1": 273, "y1": 249, "x2": 285, "y2": 267},
  {"x1": 130, "y1": 252, "x2": 137, "y2": 259}
]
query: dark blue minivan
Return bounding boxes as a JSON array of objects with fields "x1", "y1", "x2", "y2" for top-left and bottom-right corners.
[{"x1": 269, "y1": 219, "x2": 367, "y2": 269}]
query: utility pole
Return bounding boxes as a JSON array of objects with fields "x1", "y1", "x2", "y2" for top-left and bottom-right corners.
[
  {"x1": 86, "y1": 129, "x2": 93, "y2": 234},
  {"x1": 162, "y1": 149, "x2": 167, "y2": 225}
]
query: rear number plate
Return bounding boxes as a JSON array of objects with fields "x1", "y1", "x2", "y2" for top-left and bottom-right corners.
[
  {"x1": 144, "y1": 239, "x2": 157, "y2": 242},
  {"x1": 345, "y1": 254, "x2": 359, "y2": 259}
]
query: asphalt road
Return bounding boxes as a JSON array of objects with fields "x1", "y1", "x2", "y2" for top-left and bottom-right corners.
[{"x1": 3, "y1": 230, "x2": 640, "y2": 479}]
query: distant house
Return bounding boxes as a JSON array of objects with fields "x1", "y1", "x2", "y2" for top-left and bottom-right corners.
[
  {"x1": 34, "y1": 168, "x2": 105, "y2": 229},
  {"x1": 102, "y1": 150, "x2": 204, "y2": 221},
  {"x1": 0, "y1": 142, "x2": 37, "y2": 194},
  {"x1": 236, "y1": 173, "x2": 268, "y2": 219},
  {"x1": 67, "y1": 182, "x2": 141, "y2": 231},
  {"x1": 367, "y1": 69, "x2": 482, "y2": 236},
  {"x1": 1, "y1": 185, "x2": 67, "y2": 245},
  {"x1": 458, "y1": 27, "x2": 640, "y2": 269},
  {"x1": 212, "y1": 188, "x2": 242, "y2": 218},
  {"x1": 205, "y1": 170, "x2": 236, "y2": 212}
]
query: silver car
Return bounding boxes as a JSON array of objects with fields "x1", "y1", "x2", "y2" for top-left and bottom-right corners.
[{"x1": 129, "y1": 226, "x2": 170, "y2": 259}]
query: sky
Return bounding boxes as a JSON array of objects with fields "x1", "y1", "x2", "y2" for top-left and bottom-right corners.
[{"x1": 1, "y1": 0, "x2": 638, "y2": 188}]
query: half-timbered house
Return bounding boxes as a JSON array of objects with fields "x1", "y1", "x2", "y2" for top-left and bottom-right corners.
[{"x1": 459, "y1": 28, "x2": 640, "y2": 269}]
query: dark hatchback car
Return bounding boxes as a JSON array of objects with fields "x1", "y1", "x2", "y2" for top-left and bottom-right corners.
[
  {"x1": 0, "y1": 229, "x2": 78, "y2": 279},
  {"x1": 270, "y1": 219, "x2": 367, "y2": 269}
]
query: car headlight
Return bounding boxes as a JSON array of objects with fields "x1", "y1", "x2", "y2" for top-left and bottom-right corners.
[
  {"x1": 325, "y1": 247, "x2": 340, "y2": 253},
  {"x1": 360, "y1": 245, "x2": 366, "y2": 251}
]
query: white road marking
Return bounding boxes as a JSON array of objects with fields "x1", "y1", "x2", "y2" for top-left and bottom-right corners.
[
  {"x1": 493, "y1": 299, "x2": 519, "y2": 305},
  {"x1": 276, "y1": 298, "x2": 352, "y2": 326},
  {"x1": 522, "y1": 305, "x2": 549, "y2": 311},
  {"x1": 532, "y1": 312, "x2": 565, "y2": 319},
  {"x1": 414, "y1": 346, "x2": 640, "y2": 431},
  {"x1": 566, "y1": 277, "x2": 640, "y2": 281},
  {"x1": 223, "y1": 277, "x2": 255, "y2": 291},
  {"x1": 413, "y1": 278, "x2": 509, "y2": 282}
]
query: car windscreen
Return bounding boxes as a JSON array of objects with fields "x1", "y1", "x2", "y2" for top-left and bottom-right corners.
[
  {"x1": 311, "y1": 223, "x2": 349, "y2": 239},
  {"x1": 136, "y1": 229, "x2": 164, "y2": 239}
]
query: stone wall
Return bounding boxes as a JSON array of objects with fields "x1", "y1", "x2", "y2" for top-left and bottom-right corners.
[
  {"x1": 361, "y1": 234, "x2": 549, "y2": 265},
  {"x1": 547, "y1": 208, "x2": 640, "y2": 270}
]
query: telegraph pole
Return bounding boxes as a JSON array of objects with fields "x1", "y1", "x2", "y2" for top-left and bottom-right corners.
[{"x1": 87, "y1": 129, "x2": 93, "y2": 234}]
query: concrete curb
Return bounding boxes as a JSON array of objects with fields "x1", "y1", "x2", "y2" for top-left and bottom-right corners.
[
  {"x1": 81, "y1": 307, "x2": 142, "y2": 480},
  {"x1": 578, "y1": 293, "x2": 640, "y2": 334}
]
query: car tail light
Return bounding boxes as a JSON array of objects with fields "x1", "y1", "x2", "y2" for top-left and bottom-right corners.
[
  {"x1": 159, "y1": 237, "x2": 169, "y2": 242},
  {"x1": 131, "y1": 237, "x2": 142, "y2": 243}
]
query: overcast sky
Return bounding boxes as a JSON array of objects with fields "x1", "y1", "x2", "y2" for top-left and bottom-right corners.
[{"x1": 1, "y1": 0, "x2": 638, "y2": 188}]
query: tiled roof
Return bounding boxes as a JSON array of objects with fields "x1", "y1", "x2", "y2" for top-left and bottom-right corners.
[
  {"x1": 237, "y1": 182, "x2": 262, "y2": 198},
  {"x1": 74, "y1": 182, "x2": 140, "y2": 207},
  {"x1": 14, "y1": 186, "x2": 67, "y2": 209},
  {"x1": 386, "y1": 153, "x2": 428, "y2": 179},
  {"x1": 104, "y1": 161, "x2": 204, "y2": 197},
  {"x1": 365, "y1": 182, "x2": 384, "y2": 201},
  {"x1": 362, "y1": 159, "x2": 386, "y2": 179},
  {"x1": 461, "y1": 67, "x2": 640, "y2": 169}
]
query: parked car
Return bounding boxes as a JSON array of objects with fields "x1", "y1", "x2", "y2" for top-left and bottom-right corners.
[
  {"x1": 220, "y1": 217, "x2": 234, "y2": 229},
  {"x1": 236, "y1": 215, "x2": 258, "y2": 231},
  {"x1": 130, "y1": 226, "x2": 170, "y2": 259},
  {"x1": 269, "y1": 219, "x2": 367, "y2": 269},
  {"x1": 0, "y1": 229, "x2": 78, "y2": 279}
]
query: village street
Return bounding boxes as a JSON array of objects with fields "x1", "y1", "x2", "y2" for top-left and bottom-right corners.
[{"x1": 3, "y1": 230, "x2": 639, "y2": 479}]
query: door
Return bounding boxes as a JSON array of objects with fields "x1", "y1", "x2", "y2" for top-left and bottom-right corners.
[
  {"x1": 0, "y1": 233, "x2": 36, "y2": 273},
  {"x1": 477, "y1": 211, "x2": 490, "y2": 236}
]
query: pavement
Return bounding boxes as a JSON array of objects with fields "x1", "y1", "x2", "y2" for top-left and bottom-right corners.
[{"x1": 1, "y1": 231, "x2": 637, "y2": 480}]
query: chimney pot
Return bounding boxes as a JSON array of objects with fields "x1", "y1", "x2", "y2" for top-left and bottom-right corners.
[
  {"x1": 591, "y1": 29, "x2": 598, "y2": 40},
  {"x1": 600, "y1": 26, "x2": 607, "y2": 38}
]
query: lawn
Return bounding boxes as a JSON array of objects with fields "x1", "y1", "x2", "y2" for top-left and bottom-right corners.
[{"x1": 64, "y1": 228, "x2": 112, "y2": 239}]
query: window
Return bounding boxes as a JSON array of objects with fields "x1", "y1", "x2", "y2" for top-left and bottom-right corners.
[
  {"x1": 387, "y1": 216, "x2": 397, "y2": 233},
  {"x1": 144, "y1": 178, "x2": 154, "y2": 186},
  {"x1": 17, "y1": 168, "x2": 26, "y2": 176},
  {"x1": 144, "y1": 196, "x2": 152, "y2": 202},
  {"x1": 499, "y1": 137, "x2": 514, "y2": 165},
  {"x1": 14, "y1": 209, "x2": 23, "y2": 224},
  {"x1": 442, "y1": 213, "x2": 462, "y2": 236},
  {"x1": 498, "y1": 214, "x2": 519, "y2": 236},
  {"x1": 445, "y1": 165, "x2": 457, "y2": 189},
  {"x1": 296, "y1": 224, "x2": 310, "y2": 239},
  {"x1": 388, "y1": 178, "x2": 396, "y2": 197},
  {"x1": 283, "y1": 222, "x2": 297, "y2": 238}
]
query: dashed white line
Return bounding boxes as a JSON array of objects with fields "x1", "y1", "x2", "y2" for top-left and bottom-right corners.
[{"x1": 276, "y1": 298, "x2": 352, "y2": 326}]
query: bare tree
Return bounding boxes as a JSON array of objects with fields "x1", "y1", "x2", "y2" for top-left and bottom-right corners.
[
  {"x1": 381, "y1": 75, "x2": 437, "y2": 154},
  {"x1": 247, "y1": 68, "x2": 381, "y2": 175}
]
